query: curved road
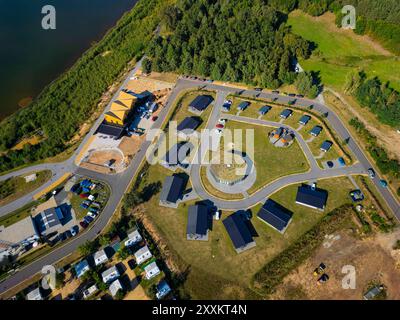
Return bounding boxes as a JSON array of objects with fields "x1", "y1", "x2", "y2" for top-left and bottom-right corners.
[{"x1": 1, "y1": 77, "x2": 399, "y2": 296}]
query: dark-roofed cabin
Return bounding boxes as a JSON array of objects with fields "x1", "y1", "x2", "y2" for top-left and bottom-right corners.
[
  {"x1": 320, "y1": 140, "x2": 333, "y2": 152},
  {"x1": 223, "y1": 212, "x2": 256, "y2": 253},
  {"x1": 162, "y1": 142, "x2": 193, "y2": 171},
  {"x1": 187, "y1": 205, "x2": 209, "y2": 241},
  {"x1": 296, "y1": 184, "x2": 328, "y2": 211},
  {"x1": 310, "y1": 125, "x2": 322, "y2": 137},
  {"x1": 237, "y1": 101, "x2": 250, "y2": 111},
  {"x1": 188, "y1": 95, "x2": 214, "y2": 115},
  {"x1": 280, "y1": 109, "x2": 293, "y2": 119},
  {"x1": 299, "y1": 115, "x2": 311, "y2": 126},
  {"x1": 159, "y1": 175, "x2": 186, "y2": 208},
  {"x1": 177, "y1": 117, "x2": 201, "y2": 139},
  {"x1": 259, "y1": 105, "x2": 272, "y2": 115},
  {"x1": 257, "y1": 199, "x2": 293, "y2": 233},
  {"x1": 95, "y1": 122, "x2": 125, "y2": 139}
]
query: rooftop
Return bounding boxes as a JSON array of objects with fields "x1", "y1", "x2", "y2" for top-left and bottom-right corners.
[
  {"x1": 95, "y1": 121, "x2": 125, "y2": 138},
  {"x1": 159, "y1": 175, "x2": 186, "y2": 204},
  {"x1": 280, "y1": 109, "x2": 293, "y2": 118},
  {"x1": 257, "y1": 199, "x2": 293, "y2": 233},
  {"x1": 296, "y1": 184, "x2": 328, "y2": 210},
  {"x1": 222, "y1": 212, "x2": 255, "y2": 251},
  {"x1": 310, "y1": 125, "x2": 323, "y2": 136},
  {"x1": 189, "y1": 95, "x2": 214, "y2": 111},
  {"x1": 177, "y1": 116, "x2": 201, "y2": 132},
  {"x1": 187, "y1": 205, "x2": 209, "y2": 237},
  {"x1": 320, "y1": 140, "x2": 333, "y2": 151}
]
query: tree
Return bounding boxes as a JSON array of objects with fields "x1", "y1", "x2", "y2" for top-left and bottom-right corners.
[
  {"x1": 142, "y1": 58, "x2": 152, "y2": 74},
  {"x1": 117, "y1": 246, "x2": 130, "y2": 260},
  {"x1": 295, "y1": 72, "x2": 319, "y2": 98},
  {"x1": 79, "y1": 240, "x2": 98, "y2": 256}
]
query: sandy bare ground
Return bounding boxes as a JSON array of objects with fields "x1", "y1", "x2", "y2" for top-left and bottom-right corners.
[{"x1": 271, "y1": 228, "x2": 400, "y2": 300}]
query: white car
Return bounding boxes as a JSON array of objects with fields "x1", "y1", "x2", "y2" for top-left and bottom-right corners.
[
  {"x1": 215, "y1": 129, "x2": 223, "y2": 135},
  {"x1": 88, "y1": 212, "x2": 97, "y2": 219},
  {"x1": 218, "y1": 118, "x2": 227, "y2": 124}
]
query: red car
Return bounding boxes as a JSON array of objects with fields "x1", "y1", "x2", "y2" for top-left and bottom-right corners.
[
  {"x1": 79, "y1": 193, "x2": 89, "y2": 199},
  {"x1": 79, "y1": 221, "x2": 88, "y2": 229},
  {"x1": 152, "y1": 115, "x2": 158, "y2": 121},
  {"x1": 215, "y1": 124, "x2": 224, "y2": 129}
]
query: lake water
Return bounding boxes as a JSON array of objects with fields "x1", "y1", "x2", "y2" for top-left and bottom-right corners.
[{"x1": 0, "y1": 0, "x2": 137, "y2": 120}]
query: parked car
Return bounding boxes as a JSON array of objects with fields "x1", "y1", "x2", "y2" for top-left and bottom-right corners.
[
  {"x1": 296, "y1": 94, "x2": 304, "y2": 98},
  {"x1": 254, "y1": 87, "x2": 262, "y2": 92},
  {"x1": 152, "y1": 115, "x2": 158, "y2": 122},
  {"x1": 218, "y1": 118, "x2": 227, "y2": 124},
  {"x1": 84, "y1": 216, "x2": 93, "y2": 224},
  {"x1": 89, "y1": 207, "x2": 99, "y2": 214},
  {"x1": 272, "y1": 90, "x2": 279, "y2": 94},
  {"x1": 327, "y1": 161, "x2": 334, "y2": 168},
  {"x1": 367, "y1": 168, "x2": 375, "y2": 179},
  {"x1": 70, "y1": 226, "x2": 78, "y2": 237},
  {"x1": 64, "y1": 230, "x2": 72, "y2": 239},
  {"x1": 80, "y1": 203, "x2": 89, "y2": 209},
  {"x1": 215, "y1": 123, "x2": 224, "y2": 129},
  {"x1": 80, "y1": 221, "x2": 88, "y2": 229},
  {"x1": 88, "y1": 212, "x2": 97, "y2": 219},
  {"x1": 287, "y1": 93, "x2": 296, "y2": 97},
  {"x1": 338, "y1": 157, "x2": 346, "y2": 167},
  {"x1": 216, "y1": 129, "x2": 223, "y2": 135},
  {"x1": 379, "y1": 179, "x2": 388, "y2": 188}
]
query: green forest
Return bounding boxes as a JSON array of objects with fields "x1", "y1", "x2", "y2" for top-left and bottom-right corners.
[
  {"x1": 147, "y1": 0, "x2": 312, "y2": 88},
  {"x1": 0, "y1": 0, "x2": 170, "y2": 173}
]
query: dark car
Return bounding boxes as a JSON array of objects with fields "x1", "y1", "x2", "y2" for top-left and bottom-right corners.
[
  {"x1": 127, "y1": 259, "x2": 136, "y2": 270},
  {"x1": 80, "y1": 221, "x2": 88, "y2": 229},
  {"x1": 58, "y1": 232, "x2": 67, "y2": 242},
  {"x1": 296, "y1": 94, "x2": 304, "y2": 98},
  {"x1": 327, "y1": 161, "x2": 334, "y2": 168},
  {"x1": 84, "y1": 216, "x2": 93, "y2": 224},
  {"x1": 288, "y1": 93, "x2": 296, "y2": 97},
  {"x1": 63, "y1": 231, "x2": 71, "y2": 239},
  {"x1": 272, "y1": 90, "x2": 279, "y2": 94},
  {"x1": 254, "y1": 87, "x2": 262, "y2": 92}
]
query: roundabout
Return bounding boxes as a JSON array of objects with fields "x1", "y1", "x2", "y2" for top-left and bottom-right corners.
[{"x1": 206, "y1": 149, "x2": 257, "y2": 194}]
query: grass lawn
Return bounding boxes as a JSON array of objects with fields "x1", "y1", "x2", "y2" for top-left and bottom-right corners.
[
  {"x1": 287, "y1": 10, "x2": 400, "y2": 91},
  {"x1": 223, "y1": 120, "x2": 309, "y2": 194},
  {"x1": 137, "y1": 159, "x2": 357, "y2": 298},
  {"x1": 0, "y1": 170, "x2": 51, "y2": 206}
]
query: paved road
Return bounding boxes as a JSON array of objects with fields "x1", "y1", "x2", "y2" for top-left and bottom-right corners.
[
  {"x1": 1, "y1": 77, "x2": 399, "y2": 295},
  {"x1": 189, "y1": 94, "x2": 366, "y2": 210}
]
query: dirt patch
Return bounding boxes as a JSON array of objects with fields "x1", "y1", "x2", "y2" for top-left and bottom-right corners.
[
  {"x1": 85, "y1": 149, "x2": 125, "y2": 173},
  {"x1": 118, "y1": 136, "x2": 143, "y2": 157},
  {"x1": 126, "y1": 75, "x2": 174, "y2": 94},
  {"x1": 271, "y1": 229, "x2": 400, "y2": 300}
]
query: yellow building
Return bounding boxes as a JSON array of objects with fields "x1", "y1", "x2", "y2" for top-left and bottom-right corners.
[{"x1": 104, "y1": 92, "x2": 137, "y2": 126}]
